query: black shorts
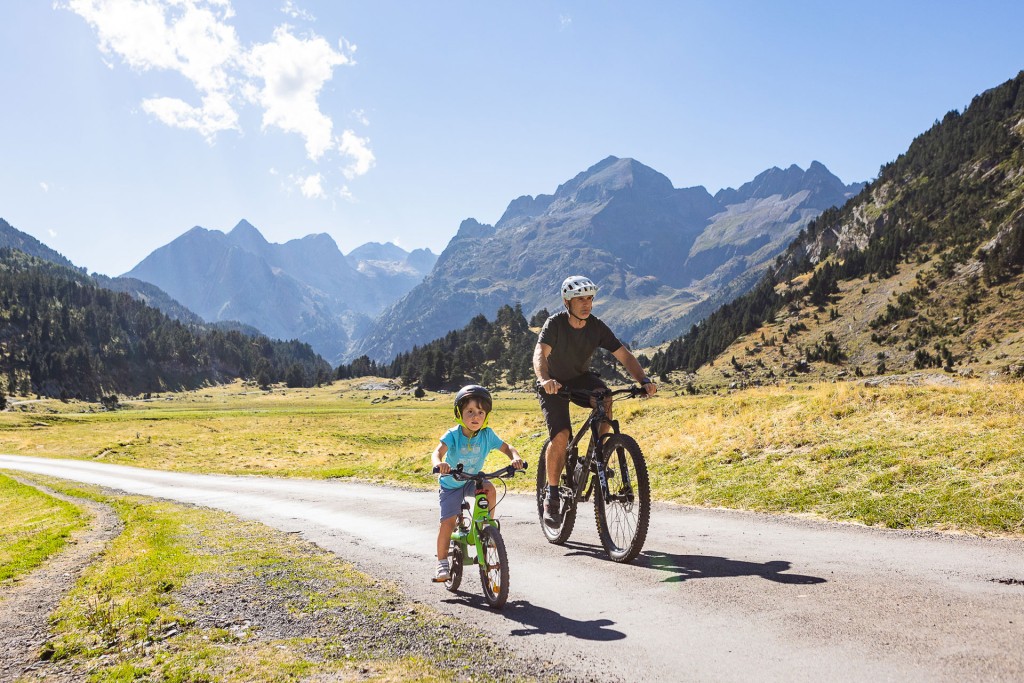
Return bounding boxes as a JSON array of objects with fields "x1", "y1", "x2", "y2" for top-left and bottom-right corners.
[{"x1": 537, "y1": 373, "x2": 608, "y2": 440}]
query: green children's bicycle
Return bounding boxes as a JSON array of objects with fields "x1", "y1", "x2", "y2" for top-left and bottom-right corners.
[{"x1": 432, "y1": 462, "x2": 527, "y2": 608}]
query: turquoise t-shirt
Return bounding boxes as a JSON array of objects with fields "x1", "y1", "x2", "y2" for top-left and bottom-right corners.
[{"x1": 438, "y1": 425, "x2": 505, "y2": 490}]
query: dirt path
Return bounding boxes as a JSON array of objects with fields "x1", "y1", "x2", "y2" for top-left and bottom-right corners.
[
  {"x1": 3, "y1": 454, "x2": 1024, "y2": 682},
  {"x1": 0, "y1": 478, "x2": 122, "y2": 682}
]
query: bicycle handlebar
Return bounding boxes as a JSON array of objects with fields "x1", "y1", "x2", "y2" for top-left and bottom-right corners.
[
  {"x1": 431, "y1": 462, "x2": 528, "y2": 479},
  {"x1": 541, "y1": 384, "x2": 649, "y2": 402}
]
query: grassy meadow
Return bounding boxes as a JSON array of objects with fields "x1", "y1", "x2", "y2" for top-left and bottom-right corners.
[
  {"x1": 2, "y1": 377, "x2": 1023, "y2": 535},
  {"x1": 0, "y1": 473, "x2": 86, "y2": 582}
]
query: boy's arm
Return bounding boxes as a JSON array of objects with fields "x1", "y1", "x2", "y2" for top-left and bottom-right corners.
[
  {"x1": 498, "y1": 442, "x2": 524, "y2": 469},
  {"x1": 431, "y1": 442, "x2": 451, "y2": 474}
]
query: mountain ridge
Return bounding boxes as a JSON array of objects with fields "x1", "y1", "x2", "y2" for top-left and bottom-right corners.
[{"x1": 354, "y1": 157, "x2": 863, "y2": 362}]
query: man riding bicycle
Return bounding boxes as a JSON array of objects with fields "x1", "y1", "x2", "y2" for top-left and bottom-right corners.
[{"x1": 534, "y1": 275, "x2": 656, "y2": 527}]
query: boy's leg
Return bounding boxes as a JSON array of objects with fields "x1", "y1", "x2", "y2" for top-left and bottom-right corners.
[{"x1": 436, "y1": 515, "x2": 458, "y2": 560}]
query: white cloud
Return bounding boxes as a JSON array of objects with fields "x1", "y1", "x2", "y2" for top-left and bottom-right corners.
[
  {"x1": 244, "y1": 25, "x2": 352, "y2": 160},
  {"x1": 559, "y1": 14, "x2": 572, "y2": 30},
  {"x1": 40, "y1": 181, "x2": 50, "y2": 192},
  {"x1": 281, "y1": 0, "x2": 314, "y2": 21},
  {"x1": 298, "y1": 173, "x2": 325, "y2": 199},
  {"x1": 48, "y1": 229, "x2": 58, "y2": 238},
  {"x1": 66, "y1": 0, "x2": 242, "y2": 139},
  {"x1": 337, "y1": 129, "x2": 374, "y2": 179},
  {"x1": 64, "y1": 1, "x2": 374, "y2": 187}
]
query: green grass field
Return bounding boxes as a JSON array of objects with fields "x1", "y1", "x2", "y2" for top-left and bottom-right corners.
[
  {"x1": 3, "y1": 377, "x2": 1023, "y2": 535},
  {"x1": 0, "y1": 474, "x2": 86, "y2": 583}
]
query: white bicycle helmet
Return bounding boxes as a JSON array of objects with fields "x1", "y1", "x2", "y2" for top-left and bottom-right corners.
[{"x1": 561, "y1": 275, "x2": 598, "y2": 300}]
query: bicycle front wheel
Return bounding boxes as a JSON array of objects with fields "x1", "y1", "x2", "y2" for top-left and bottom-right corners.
[
  {"x1": 536, "y1": 440, "x2": 577, "y2": 544},
  {"x1": 478, "y1": 525, "x2": 509, "y2": 608},
  {"x1": 594, "y1": 434, "x2": 650, "y2": 563}
]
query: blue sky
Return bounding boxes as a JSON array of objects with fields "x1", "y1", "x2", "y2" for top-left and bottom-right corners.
[{"x1": 2, "y1": 1, "x2": 1023, "y2": 277}]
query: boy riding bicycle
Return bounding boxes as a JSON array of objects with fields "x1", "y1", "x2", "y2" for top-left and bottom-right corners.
[{"x1": 430, "y1": 384, "x2": 524, "y2": 582}]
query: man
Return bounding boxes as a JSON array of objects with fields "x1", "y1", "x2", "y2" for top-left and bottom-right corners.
[{"x1": 533, "y1": 275, "x2": 656, "y2": 527}]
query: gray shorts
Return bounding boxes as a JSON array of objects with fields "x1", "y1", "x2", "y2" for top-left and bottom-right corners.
[{"x1": 439, "y1": 482, "x2": 473, "y2": 522}]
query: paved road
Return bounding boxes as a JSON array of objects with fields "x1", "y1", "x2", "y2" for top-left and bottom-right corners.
[{"x1": 3, "y1": 454, "x2": 1024, "y2": 682}]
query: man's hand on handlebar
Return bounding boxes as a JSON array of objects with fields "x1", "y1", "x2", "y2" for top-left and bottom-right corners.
[{"x1": 538, "y1": 378, "x2": 562, "y2": 394}]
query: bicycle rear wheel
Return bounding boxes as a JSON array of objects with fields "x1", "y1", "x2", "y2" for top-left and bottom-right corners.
[
  {"x1": 594, "y1": 434, "x2": 650, "y2": 563},
  {"x1": 536, "y1": 440, "x2": 577, "y2": 544},
  {"x1": 478, "y1": 525, "x2": 509, "y2": 608},
  {"x1": 445, "y1": 540, "x2": 463, "y2": 592}
]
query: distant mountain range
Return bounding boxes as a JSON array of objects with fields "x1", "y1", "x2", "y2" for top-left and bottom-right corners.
[
  {"x1": 122, "y1": 221, "x2": 436, "y2": 364},
  {"x1": 353, "y1": 157, "x2": 863, "y2": 361},
  {"x1": 4, "y1": 157, "x2": 862, "y2": 369}
]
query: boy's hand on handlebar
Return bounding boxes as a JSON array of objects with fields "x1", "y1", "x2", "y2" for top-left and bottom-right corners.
[
  {"x1": 433, "y1": 462, "x2": 451, "y2": 474},
  {"x1": 510, "y1": 456, "x2": 525, "y2": 470}
]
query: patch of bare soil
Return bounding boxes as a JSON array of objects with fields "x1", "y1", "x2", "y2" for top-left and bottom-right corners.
[{"x1": 0, "y1": 479, "x2": 122, "y2": 682}]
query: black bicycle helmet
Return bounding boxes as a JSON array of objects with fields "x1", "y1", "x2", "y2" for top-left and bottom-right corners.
[{"x1": 454, "y1": 384, "x2": 492, "y2": 421}]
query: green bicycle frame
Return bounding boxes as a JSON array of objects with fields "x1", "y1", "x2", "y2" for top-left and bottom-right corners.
[{"x1": 451, "y1": 485, "x2": 498, "y2": 565}]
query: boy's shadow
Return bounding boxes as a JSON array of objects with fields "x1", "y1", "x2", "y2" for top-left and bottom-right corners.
[
  {"x1": 442, "y1": 593, "x2": 625, "y2": 641},
  {"x1": 562, "y1": 541, "x2": 826, "y2": 585}
]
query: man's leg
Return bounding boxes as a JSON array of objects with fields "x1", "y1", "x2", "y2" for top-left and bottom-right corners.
[
  {"x1": 545, "y1": 429, "x2": 570, "y2": 487},
  {"x1": 544, "y1": 429, "x2": 570, "y2": 527}
]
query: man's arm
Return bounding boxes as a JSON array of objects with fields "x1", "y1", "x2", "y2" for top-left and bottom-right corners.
[
  {"x1": 612, "y1": 346, "x2": 657, "y2": 396},
  {"x1": 534, "y1": 341, "x2": 562, "y2": 394}
]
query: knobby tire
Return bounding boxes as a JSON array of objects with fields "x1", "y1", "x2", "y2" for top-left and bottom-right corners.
[
  {"x1": 593, "y1": 433, "x2": 650, "y2": 563},
  {"x1": 536, "y1": 440, "x2": 577, "y2": 544},
  {"x1": 478, "y1": 525, "x2": 509, "y2": 608}
]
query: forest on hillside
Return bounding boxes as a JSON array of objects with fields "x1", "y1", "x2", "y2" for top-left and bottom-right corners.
[
  {"x1": 0, "y1": 249, "x2": 332, "y2": 400},
  {"x1": 336, "y1": 304, "x2": 642, "y2": 391},
  {"x1": 650, "y1": 71, "x2": 1024, "y2": 377}
]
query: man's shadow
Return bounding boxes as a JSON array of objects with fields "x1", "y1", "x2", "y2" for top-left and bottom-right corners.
[
  {"x1": 562, "y1": 541, "x2": 827, "y2": 585},
  {"x1": 442, "y1": 593, "x2": 625, "y2": 640}
]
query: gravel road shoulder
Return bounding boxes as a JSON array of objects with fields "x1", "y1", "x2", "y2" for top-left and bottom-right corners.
[{"x1": 0, "y1": 477, "x2": 122, "y2": 682}]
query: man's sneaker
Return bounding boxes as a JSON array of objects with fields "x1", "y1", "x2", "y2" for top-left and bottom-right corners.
[
  {"x1": 433, "y1": 560, "x2": 450, "y2": 582},
  {"x1": 543, "y1": 491, "x2": 563, "y2": 528}
]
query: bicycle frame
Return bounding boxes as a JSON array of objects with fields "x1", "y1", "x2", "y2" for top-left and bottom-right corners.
[
  {"x1": 561, "y1": 386, "x2": 644, "y2": 504},
  {"x1": 451, "y1": 480, "x2": 497, "y2": 565}
]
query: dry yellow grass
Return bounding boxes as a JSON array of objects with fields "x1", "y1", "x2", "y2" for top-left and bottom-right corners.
[{"x1": 4, "y1": 377, "x2": 1023, "y2": 534}]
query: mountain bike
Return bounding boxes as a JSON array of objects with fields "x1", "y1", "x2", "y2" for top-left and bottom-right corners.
[
  {"x1": 535, "y1": 384, "x2": 651, "y2": 563},
  {"x1": 432, "y1": 462, "x2": 527, "y2": 608}
]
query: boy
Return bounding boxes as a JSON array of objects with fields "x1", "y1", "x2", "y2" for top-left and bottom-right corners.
[{"x1": 431, "y1": 384, "x2": 523, "y2": 582}]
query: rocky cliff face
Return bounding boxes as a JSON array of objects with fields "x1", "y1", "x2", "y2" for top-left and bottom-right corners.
[
  {"x1": 354, "y1": 156, "x2": 862, "y2": 362},
  {"x1": 125, "y1": 220, "x2": 435, "y2": 364}
]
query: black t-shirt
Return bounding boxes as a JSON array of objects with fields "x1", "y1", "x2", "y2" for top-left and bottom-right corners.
[{"x1": 538, "y1": 311, "x2": 622, "y2": 381}]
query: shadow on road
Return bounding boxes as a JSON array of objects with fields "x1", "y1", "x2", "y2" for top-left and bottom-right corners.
[
  {"x1": 640, "y1": 550, "x2": 827, "y2": 585},
  {"x1": 559, "y1": 540, "x2": 826, "y2": 585},
  {"x1": 442, "y1": 593, "x2": 626, "y2": 641}
]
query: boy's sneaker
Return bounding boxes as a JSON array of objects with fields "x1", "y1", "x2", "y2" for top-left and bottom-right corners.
[
  {"x1": 543, "y1": 490, "x2": 563, "y2": 528},
  {"x1": 433, "y1": 560, "x2": 450, "y2": 582}
]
